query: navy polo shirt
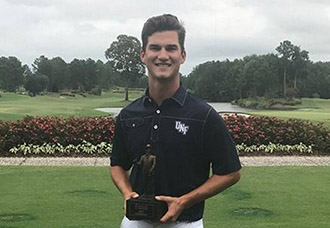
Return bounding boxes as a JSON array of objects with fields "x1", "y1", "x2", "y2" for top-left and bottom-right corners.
[{"x1": 111, "y1": 85, "x2": 241, "y2": 221}]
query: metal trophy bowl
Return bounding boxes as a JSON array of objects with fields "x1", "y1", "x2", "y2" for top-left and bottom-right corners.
[{"x1": 126, "y1": 144, "x2": 168, "y2": 221}]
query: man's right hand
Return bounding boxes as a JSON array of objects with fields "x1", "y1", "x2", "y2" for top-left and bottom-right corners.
[{"x1": 123, "y1": 192, "x2": 139, "y2": 213}]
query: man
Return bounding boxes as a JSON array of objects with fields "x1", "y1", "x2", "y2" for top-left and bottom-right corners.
[{"x1": 110, "y1": 14, "x2": 241, "y2": 228}]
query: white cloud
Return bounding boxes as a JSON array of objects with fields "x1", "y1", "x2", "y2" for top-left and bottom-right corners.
[{"x1": 1, "y1": 0, "x2": 330, "y2": 75}]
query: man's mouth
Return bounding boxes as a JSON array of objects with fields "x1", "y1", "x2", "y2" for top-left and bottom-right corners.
[{"x1": 155, "y1": 63, "x2": 171, "y2": 67}]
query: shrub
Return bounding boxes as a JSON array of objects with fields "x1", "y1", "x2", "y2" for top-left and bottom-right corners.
[
  {"x1": 312, "y1": 93, "x2": 320, "y2": 99},
  {"x1": 8, "y1": 142, "x2": 313, "y2": 157},
  {"x1": 9, "y1": 141, "x2": 112, "y2": 157},
  {"x1": 89, "y1": 87, "x2": 102, "y2": 96},
  {"x1": 222, "y1": 114, "x2": 330, "y2": 154},
  {"x1": 236, "y1": 142, "x2": 313, "y2": 156},
  {"x1": 236, "y1": 97, "x2": 302, "y2": 109},
  {"x1": 1, "y1": 114, "x2": 329, "y2": 156},
  {"x1": 0, "y1": 116, "x2": 116, "y2": 154}
]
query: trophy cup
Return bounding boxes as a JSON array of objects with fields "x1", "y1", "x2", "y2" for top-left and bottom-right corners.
[{"x1": 126, "y1": 144, "x2": 168, "y2": 221}]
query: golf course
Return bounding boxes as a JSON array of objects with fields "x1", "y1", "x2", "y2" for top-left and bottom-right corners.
[
  {"x1": 1, "y1": 91, "x2": 329, "y2": 128},
  {"x1": 1, "y1": 91, "x2": 329, "y2": 228}
]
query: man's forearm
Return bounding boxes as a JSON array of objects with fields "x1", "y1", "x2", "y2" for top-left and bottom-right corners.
[
  {"x1": 181, "y1": 170, "x2": 241, "y2": 209},
  {"x1": 110, "y1": 165, "x2": 134, "y2": 198},
  {"x1": 156, "y1": 170, "x2": 241, "y2": 222},
  {"x1": 182, "y1": 171, "x2": 241, "y2": 208}
]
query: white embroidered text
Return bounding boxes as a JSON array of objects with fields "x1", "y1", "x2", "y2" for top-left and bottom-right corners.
[{"x1": 175, "y1": 121, "x2": 189, "y2": 135}]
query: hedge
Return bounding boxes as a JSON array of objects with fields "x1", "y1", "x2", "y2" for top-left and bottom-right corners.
[
  {"x1": 0, "y1": 114, "x2": 329, "y2": 156},
  {"x1": 8, "y1": 142, "x2": 312, "y2": 157},
  {"x1": 223, "y1": 114, "x2": 330, "y2": 154},
  {"x1": 0, "y1": 116, "x2": 115, "y2": 153}
]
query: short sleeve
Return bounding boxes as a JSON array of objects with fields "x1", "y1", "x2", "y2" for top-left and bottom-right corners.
[
  {"x1": 203, "y1": 108, "x2": 241, "y2": 175},
  {"x1": 110, "y1": 114, "x2": 133, "y2": 170}
]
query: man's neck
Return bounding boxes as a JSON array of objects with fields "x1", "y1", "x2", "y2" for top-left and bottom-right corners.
[{"x1": 148, "y1": 77, "x2": 180, "y2": 106}]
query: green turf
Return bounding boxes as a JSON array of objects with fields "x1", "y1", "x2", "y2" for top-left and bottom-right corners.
[
  {"x1": 248, "y1": 98, "x2": 330, "y2": 128},
  {"x1": 0, "y1": 91, "x2": 142, "y2": 121},
  {"x1": 1, "y1": 166, "x2": 329, "y2": 228},
  {"x1": 1, "y1": 93, "x2": 329, "y2": 128}
]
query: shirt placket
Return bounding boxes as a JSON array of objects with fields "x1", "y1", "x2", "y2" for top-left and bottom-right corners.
[{"x1": 151, "y1": 108, "x2": 161, "y2": 143}]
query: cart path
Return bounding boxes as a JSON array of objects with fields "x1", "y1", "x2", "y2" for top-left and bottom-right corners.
[{"x1": 1, "y1": 156, "x2": 330, "y2": 167}]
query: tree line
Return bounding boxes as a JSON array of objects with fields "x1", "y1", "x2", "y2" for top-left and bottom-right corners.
[
  {"x1": 0, "y1": 35, "x2": 146, "y2": 98},
  {"x1": 183, "y1": 40, "x2": 330, "y2": 101},
  {"x1": 1, "y1": 38, "x2": 329, "y2": 101},
  {"x1": 0, "y1": 55, "x2": 147, "y2": 97}
]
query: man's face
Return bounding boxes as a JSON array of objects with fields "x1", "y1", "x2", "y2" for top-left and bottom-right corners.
[{"x1": 140, "y1": 31, "x2": 186, "y2": 81}]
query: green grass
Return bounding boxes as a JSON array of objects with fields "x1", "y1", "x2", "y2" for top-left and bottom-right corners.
[
  {"x1": 1, "y1": 92, "x2": 329, "y2": 128},
  {"x1": 248, "y1": 98, "x2": 330, "y2": 128},
  {"x1": 1, "y1": 166, "x2": 330, "y2": 228},
  {"x1": 0, "y1": 91, "x2": 142, "y2": 121}
]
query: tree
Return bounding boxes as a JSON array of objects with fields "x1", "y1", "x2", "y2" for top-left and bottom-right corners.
[
  {"x1": 0, "y1": 56, "x2": 24, "y2": 92},
  {"x1": 186, "y1": 60, "x2": 239, "y2": 102},
  {"x1": 24, "y1": 74, "x2": 49, "y2": 96},
  {"x1": 276, "y1": 41, "x2": 310, "y2": 98},
  {"x1": 276, "y1": 40, "x2": 294, "y2": 98},
  {"x1": 68, "y1": 59, "x2": 85, "y2": 91},
  {"x1": 105, "y1": 34, "x2": 145, "y2": 100},
  {"x1": 291, "y1": 46, "x2": 309, "y2": 90},
  {"x1": 84, "y1": 58, "x2": 97, "y2": 91},
  {"x1": 33, "y1": 56, "x2": 69, "y2": 92},
  {"x1": 240, "y1": 55, "x2": 278, "y2": 98}
]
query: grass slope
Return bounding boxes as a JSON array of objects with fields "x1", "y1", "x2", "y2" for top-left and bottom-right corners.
[
  {"x1": 248, "y1": 98, "x2": 330, "y2": 128},
  {"x1": 0, "y1": 91, "x2": 142, "y2": 121},
  {"x1": 1, "y1": 92, "x2": 329, "y2": 128},
  {"x1": 1, "y1": 166, "x2": 330, "y2": 228}
]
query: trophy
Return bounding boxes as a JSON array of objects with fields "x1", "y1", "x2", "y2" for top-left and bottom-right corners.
[{"x1": 126, "y1": 144, "x2": 168, "y2": 221}]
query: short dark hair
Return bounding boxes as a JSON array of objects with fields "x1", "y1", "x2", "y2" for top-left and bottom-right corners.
[{"x1": 141, "y1": 14, "x2": 186, "y2": 51}]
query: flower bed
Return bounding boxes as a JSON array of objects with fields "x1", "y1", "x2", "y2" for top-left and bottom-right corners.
[
  {"x1": 8, "y1": 141, "x2": 112, "y2": 157},
  {"x1": 0, "y1": 114, "x2": 329, "y2": 157},
  {"x1": 7, "y1": 141, "x2": 313, "y2": 157},
  {"x1": 222, "y1": 114, "x2": 330, "y2": 155},
  {"x1": 0, "y1": 116, "x2": 115, "y2": 154}
]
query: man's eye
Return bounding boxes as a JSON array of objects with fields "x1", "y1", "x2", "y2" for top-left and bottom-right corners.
[
  {"x1": 166, "y1": 46, "x2": 177, "y2": 51},
  {"x1": 150, "y1": 46, "x2": 160, "y2": 51}
]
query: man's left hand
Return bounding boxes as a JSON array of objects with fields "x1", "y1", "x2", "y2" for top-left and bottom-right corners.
[{"x1": 155, "y1": 195, "x2": 185, "y2": 223}]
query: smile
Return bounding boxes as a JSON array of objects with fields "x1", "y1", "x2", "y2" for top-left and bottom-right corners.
[{"x1": 155, "y1": 63, "x2": 171, "y2": 67}]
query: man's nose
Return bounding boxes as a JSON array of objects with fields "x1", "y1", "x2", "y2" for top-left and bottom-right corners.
[{"x1": 157, "y1": 48, "x2": 169, "y2": 60}]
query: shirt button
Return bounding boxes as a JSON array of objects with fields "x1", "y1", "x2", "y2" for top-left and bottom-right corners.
[
  {"x1": 153, "y1": 125, "x2": 158, "y2": 130},
  {"x1": 156, "y1": 110, "x2": 161, "y2": 114}
]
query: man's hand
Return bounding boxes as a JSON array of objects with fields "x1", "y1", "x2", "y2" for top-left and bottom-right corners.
[
  {"x1": 155, "y1": 195, "x2": 185, "y2": 223},
  {"x1": 123, "y1": 192, "x2": 139, "y2": 213}
]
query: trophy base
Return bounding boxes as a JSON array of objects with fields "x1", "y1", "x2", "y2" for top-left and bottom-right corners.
[{"x1": 126, "y1": 197, "x2": 168, "y2": 221}]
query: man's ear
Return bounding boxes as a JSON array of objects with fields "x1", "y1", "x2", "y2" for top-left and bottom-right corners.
[
  {"x1": 140, "y1": 49, "x2": 146, "y2": 64},
  {"x1": 181, "y1": 50, "x2": 186, "y2": 64}
]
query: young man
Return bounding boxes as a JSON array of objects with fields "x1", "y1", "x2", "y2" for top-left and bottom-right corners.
[{"x1": 110, "y1": 14, "x2": 241, "y2": 228}]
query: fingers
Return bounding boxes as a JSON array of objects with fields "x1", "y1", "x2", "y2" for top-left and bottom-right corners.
[
  {"x1": 125, "y1": 192, "x2": 139, "y2": 201},
  {"x1": 131, "y1": 193, "x2": 139, "y2": 199},
  {"x1": 159, "y1": 210, "x2": 179, "y2": 223},
  {"x1": 155, "y1": 195, "x2": 181, "y2": 223},
  {"x1": 155, "y1": 195, "x2": 171, "y2": 202},
  {"x1": 123, "y1": 192, "x2": 139, "y2": 213}
]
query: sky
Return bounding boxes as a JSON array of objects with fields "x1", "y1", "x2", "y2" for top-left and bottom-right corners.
[{"x1": 1, "y1": 0, "x2": 330, "y2": 75}]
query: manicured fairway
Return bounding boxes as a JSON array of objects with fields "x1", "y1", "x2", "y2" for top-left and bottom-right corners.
[
  {"x1": 1, "y1": 166, "x2": 329, "y2": 228},
  {"x1": 0, "y1": 91, "x2": 142, "y2": 121},
  {"x1": 249, "y1": 98, "x2": 330, "y2": 128},
  {"x1": 1, "y1": 92, "x2": 329, "y2": 128}
]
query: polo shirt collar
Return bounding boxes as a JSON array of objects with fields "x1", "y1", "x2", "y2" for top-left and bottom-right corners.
[
  {"x1": 143, "y1": 83, "x2": 188, "y2": 107},
  {"x1": 171, "y1": 84, "x2": 187, "y2": 107}
]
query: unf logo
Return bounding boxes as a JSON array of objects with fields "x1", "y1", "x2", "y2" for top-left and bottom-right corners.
[{"x1": 175, "y1": 121, "x2": 189, "y2": 135}]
